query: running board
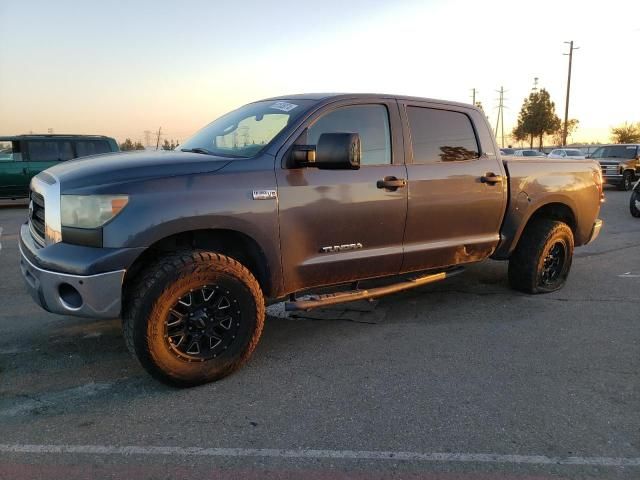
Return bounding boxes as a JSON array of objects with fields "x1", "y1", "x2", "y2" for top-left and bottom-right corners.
[{"x1": 285, "y1": 267, "x2": 465, "y2": 311}]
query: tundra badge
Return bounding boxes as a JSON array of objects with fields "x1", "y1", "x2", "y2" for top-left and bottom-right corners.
[
  {"x1": 320, "y1": 243, "x2": 364, "y2": 253},
  {"x1": 252, "y1": 189, "x2": 277, "y2": 200}
]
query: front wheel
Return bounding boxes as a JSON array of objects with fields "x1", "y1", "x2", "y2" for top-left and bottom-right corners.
[
  {"x1": 508, "y1": 219, "x2": 574, "y2": 294},
  {"x1": 123, "y1": 251, "x2": 265, "y2": 387},
  {"x1": 618, "y1": 171, "x2": 634, "y2": 191},
  {"x1": 631, "y1": 189, "x2": 640, "y2": 217}
]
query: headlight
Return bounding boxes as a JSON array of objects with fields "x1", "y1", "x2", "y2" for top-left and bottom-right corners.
[{"x1": 60, "y1": 195, "x2": 129, "y2": 229}]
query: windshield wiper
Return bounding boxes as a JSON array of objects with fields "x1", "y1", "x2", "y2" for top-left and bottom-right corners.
[
  {"x1": 181, "y1": 148, "x2": 246, "y2": 158},
  {"x1": 181, "y1": 147, "x2": 215, "y2": 155}
]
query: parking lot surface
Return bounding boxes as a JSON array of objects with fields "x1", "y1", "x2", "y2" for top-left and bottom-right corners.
[{"x1": 0, "y1": 188, "x2": 638, "y2": 479}]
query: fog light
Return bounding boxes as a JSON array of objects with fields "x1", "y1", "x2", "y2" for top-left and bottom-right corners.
[{"x1": 58, "y1": 283, "x2": 83, "y2": 310}]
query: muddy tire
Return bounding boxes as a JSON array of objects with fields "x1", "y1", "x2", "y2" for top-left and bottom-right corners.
[
  {"x1": 630, "y1": 190, "x2": 640, "y2": 218},
  {"x1": 508, "y1": 219, "x2": 574, "y2": 294},
  {"x1": 123, "y1": 251, "x2": 264, "y2": 387}
]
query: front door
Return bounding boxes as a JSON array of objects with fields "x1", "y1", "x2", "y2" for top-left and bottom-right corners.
[
  {"x1": 276, "y1": 101, "x2": 408, "y2": 292},
  {"x1": 0, "y1": 141, "x2": 29, "y2": 198},
  {"x1": 399, "y1": 102, "x2": 507, "y2": 272}
]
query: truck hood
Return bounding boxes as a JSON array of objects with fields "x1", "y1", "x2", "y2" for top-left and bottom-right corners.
[{"x1": 43, "y1": 151, "x2": 232, "y2": 190}]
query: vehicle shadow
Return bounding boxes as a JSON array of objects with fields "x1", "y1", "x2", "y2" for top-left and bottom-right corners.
[{"x1": 0, "y1": 260, "x2": 514, "y2": 421}]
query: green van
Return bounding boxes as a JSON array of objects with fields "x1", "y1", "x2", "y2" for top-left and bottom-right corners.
[{"x1": 0, "y1": 134, "x2": 119, "y2": 199}]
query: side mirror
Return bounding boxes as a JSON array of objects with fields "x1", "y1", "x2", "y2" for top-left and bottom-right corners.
[
  {"x1": 290, "y1": 132, "x2": 361, "y2": 169},
  {"x1": 315, "y1": 133, "x2": 361, "y2": 169}
]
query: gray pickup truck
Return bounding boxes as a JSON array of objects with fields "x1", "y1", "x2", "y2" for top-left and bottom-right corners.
[{"x1": 19, "y1": 94, "x2": 604, "y2": 387}]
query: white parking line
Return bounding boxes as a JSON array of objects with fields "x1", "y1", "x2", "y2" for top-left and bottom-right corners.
[{"x1": 0, "y1": 444, "x2": 639, "y2": 467}]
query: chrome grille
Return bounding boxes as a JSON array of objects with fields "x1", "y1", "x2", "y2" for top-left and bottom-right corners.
[
  {"x1": 30, "y1": 190, "x2": 46, "y2": 247},
  {"x1": 601, "y1": 164, "x2": 619, "y2": 175}
]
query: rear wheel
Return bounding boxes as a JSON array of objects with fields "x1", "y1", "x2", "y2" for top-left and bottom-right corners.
[
  {"x1": 508, "y1": 219, "x2": 574, "y2": 294},
  {"x1": 123, "y1": 251, "x2": 264, "y2": 387},
  {"x1": 618, "y1": 171, "x2": 634, "y2": 191},
  {"x1": 630, "y1": 190, "x2": 640, "y2": 218}
]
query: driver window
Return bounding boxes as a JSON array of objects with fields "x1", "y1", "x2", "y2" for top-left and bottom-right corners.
[{"x1": 307, "y1": 105, "x2": 391, "y2": 165}]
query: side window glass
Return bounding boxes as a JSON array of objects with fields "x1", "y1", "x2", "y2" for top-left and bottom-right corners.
[
  {"x1": 0, "y1": 141, "x2": 15, "y2": 162},
  {"x1": 308, "y1": 105, "x2": 391, "y2": 166},
  {"x1": 75, "y1": 140, "x2": 110, "y2": 157},
  {"x1": 58, "y1": 141, "x2": 73, "y2": 161},
  {"x1": 407, "y1": 107, "x2": 479, "y2": 163},
  {"x1": 28, "y1": 141, "x2": 60, "y2": 161}
]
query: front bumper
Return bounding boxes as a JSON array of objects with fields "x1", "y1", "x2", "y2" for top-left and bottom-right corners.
[
  {"x1": 587, "y1": 219, "x2": 603, "y2": 244},
  {"x1": 602, "y1": 174, "x2": 623, "y2": 184},
  {"x1": 19, "y1": 224, "x2": 126, "y2": 319}
]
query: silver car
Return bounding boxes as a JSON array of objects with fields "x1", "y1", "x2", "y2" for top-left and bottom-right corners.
[{"x1": 548, "y1": 148, "x2": 586, "y2": 159}]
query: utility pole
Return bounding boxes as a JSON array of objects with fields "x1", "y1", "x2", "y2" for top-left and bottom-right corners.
[
  {"x1": 155, "y1": 127, "x2": 162, "y2": 150},
  {"x1": 562, "y1": 41, "x2": 579, "y2": 146},
  {"x1": 495, "y1": 87, "x2": 505, "y2": 147},
  {"x1": 471, "y1": 88, "x2": 477, "y2": 106}
]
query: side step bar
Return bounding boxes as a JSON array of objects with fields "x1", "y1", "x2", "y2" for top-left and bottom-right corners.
[{"x1": 285, "y1": 267, "x2": 464, "y2": 311}]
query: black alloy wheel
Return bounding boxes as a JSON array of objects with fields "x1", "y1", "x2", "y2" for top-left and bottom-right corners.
[{"x1": 166, "y1": 285, "x2": 241, "y2": 361}]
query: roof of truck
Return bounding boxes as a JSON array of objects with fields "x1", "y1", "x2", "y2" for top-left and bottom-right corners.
[
  {"x1": 0, "y1": 134, "x2": 114, "y2": 141},
  {"x1": 259, "y1": 93, "x2": 476, "y2": 110}
]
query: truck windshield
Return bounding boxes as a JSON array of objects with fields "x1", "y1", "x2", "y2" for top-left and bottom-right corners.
[
  {"x1": 180, "y1": 100, "x2": 313, "y2": 158},
  {"x1": 590, "y1": 145, "x2": 637, "y2": 159}
]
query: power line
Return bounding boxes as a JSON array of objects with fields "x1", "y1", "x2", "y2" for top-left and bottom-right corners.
[
  {"x1": 155, "y1": 127, "x2": 162, "y2": 150},
  {"x1": 562, "y1": 41, "x2": 579, "y2": 146},
  {"x1": 494, "y1": 86, "x2": 506, "y2": 148}
]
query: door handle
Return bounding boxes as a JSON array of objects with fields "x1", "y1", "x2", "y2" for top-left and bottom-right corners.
[
  {"x1": 480, "y1": 173, "x2": 503, "y2": 185},
  {"x1": 377, "y1": 176, "x2": 407, "y2": 190}
]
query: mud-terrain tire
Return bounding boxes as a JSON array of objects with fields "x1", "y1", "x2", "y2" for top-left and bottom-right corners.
[
  {"x1": 508, "y1": 219, "x2": 574, "y2": 294},
  {"x1": 618, "y1": 171, "x2": 634, "y2": 191},
  {"x1": 123, "y1": 250, "x2": 264, "y2": 387},
  {"x1": 630, "y1": 190, "x2": 640, "y2": 217}
]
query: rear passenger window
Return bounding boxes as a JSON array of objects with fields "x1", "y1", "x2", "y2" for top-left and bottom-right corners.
[
  {"x1": 308, "y1": 105, "x2": 391, "y2": 166},
  {"x1": 75, "y1": 140, "x2": 110, "y2": 157},
  {"x1": 407, "y1": 107, "x2": 479, "y2": 163},
  {"x1": 28, "y1": 141, "x2": 73, "y2": 161}
]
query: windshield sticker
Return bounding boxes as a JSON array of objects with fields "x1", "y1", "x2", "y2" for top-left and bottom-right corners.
[{"x1": 270, "y1": 101, "x2": 298, "y2": 112}]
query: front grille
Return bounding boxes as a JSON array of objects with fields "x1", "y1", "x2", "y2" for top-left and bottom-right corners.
[
  {"x1": 30, "y1": 191, "x2": 46, "y2": 246},
  {"x1": 601, "y1": 165, "x2": 619, "y2": 175}
]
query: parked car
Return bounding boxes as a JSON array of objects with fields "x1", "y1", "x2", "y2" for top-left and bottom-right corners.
[
  {"x1": 0, "y1": 134, "x2": 119, "y2": 199},
  {"x1": 500, "y1": 148, "x2": 516, "y2": 155},
  {"x1": 19, "y1": 93, "x2": 603, "y2": 387},
  {"x1": 631, "y1": 180, "x2": 640, "y2": 217},
  {"x1": 548, "y1": 148, "x2": 586, "y2": 159},
  {"x1": 512, "y1": 149, "x2": 547, "y2": 157},
  {"x1": 588, "y1": 144, "x2": 640, "y2": 191}
]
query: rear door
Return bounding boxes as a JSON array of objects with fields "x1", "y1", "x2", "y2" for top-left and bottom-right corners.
[
  {"x1": 399, "y1": 102, "x2": 507, "y2": 272},
  {"x1": 0, "y1": 140, "x2": 29, "y2": 198},
  {"x1": 26, "y1": 139, "x2": 74, "y2": 178},
  {"x1": 276, "y1": 99, "x2": 408, "y2": 292}
]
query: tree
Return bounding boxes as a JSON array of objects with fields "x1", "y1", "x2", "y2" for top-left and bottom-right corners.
[
  {"x1": 119, "y1": 138, "x2": 135, "y2": 151},
  {"x1": 134, "y1": 141, "x2": 145, "y2": 150},
  {"x1": 552, "y1": 119, "x2": 579, "y2": 146},
  {"x1": 512, "y1": 88, "x2": 561, "y2": 149},
  {"x1": 611, "y1": 122, "x2": 640, "y2": 143},
  {"x1": 162, "y1": 139, "x2": 177, "y2": 151}
]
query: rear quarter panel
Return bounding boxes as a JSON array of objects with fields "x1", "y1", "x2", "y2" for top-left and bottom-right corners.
[{"x1": 493, "y1": 158, "x2": 602, "y2": 259}]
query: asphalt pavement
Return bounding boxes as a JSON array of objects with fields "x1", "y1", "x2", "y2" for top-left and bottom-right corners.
[{"x1": 0, "y1": 188, "x2": 638, "y2": 479}]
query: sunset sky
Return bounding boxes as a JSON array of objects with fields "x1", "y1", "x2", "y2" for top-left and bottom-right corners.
[{"x1": 1, "y1": 0, "x2": 638, "y2": 146}]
